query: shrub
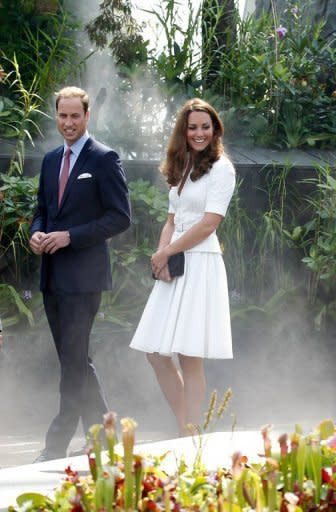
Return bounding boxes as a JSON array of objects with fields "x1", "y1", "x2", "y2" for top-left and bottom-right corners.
[{"x1": 215, "y1": 3, "x2": 336, "y2": 148}]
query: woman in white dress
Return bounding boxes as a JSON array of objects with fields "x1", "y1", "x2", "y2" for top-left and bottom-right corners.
[{"x1": 130, "y1": 98, "x2": 236, "y2": 435}]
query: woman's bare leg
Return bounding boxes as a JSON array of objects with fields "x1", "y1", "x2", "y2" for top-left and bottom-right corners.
[
  {"x1": 146, "y1": 353, "x2": 185, "y2": 433},
  {"x1": 178, "y1": 355, "x2": 206, "y2": 433}
]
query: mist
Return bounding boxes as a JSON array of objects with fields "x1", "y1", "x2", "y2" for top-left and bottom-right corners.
[
  {"x1": 1, "y1": 290, "x2": 335, "y2": 465},
  {"x1": 0, "y1": 0, "x2": 335, "y2": 468}
]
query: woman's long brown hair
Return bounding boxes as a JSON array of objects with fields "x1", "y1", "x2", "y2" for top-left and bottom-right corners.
[{"x1": 160, "y1": 98, "x2": 225, "y2": 186}]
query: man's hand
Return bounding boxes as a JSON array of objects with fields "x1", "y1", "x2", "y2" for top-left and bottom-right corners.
[
  {"x1": 40, "y1": 231, "x2": 71, "y2": 254},
  {"x1": 29, "y1": 231, "x2": 46, "y2": 255}
]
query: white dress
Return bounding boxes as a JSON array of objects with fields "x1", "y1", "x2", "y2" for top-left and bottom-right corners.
[{"x1": 130, "y1": 155, "x2": 236, "y2": 359}]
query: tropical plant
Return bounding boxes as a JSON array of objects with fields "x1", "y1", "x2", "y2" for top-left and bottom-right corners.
[
  {"x1": 253, "y1": 164, "x2": 300, "y2": 297},
  {"x1": 219, "y1": 163, "x2": 301, "y2": 308},
  {"x1": 286, "y1": 164, "x2": 336, "y2": 329},
  {"x1": 0, "y1": 283, "x2": 34, "y2": 327},
  {"x1": 0, "y1": 173, "x2": 39, "y2": 283},
  {"x1": 85, "y1": 0, "x2": 336, "y2": 152},
  {"x1": 128, "y1": 179, "x2": 168, "y2": 245},
  {"x1": 84, "y1": 0, "x2": 202, "y2": 159},
  {"x1": 19, "y1": 9, "x2": 82, "y2": 98},
  {"x1": 11, "y1": 413, "x2": 336, "y2": 512},
  {"x1": 214, "y1": 2, "x2": 336, "y2": 148},
  {"x1": 0, "y1": 55, "x2": 46, "y2": 175},
  {"x1": 0, "y1": 64, "x2": 42, "y2": 271},
  {"x1": 0, "y1": 174, "x2": 168, "y2": 330},
  {"x1": 84, "y1": 0, "x2": 238, "y2": 157},
  {"x1": 97, "y1": 179, "x2": 168, "y2": 330},
  {"x1": 143, "y1": 0, "x2": 202, "y2": 95},
  {"x1": 217, "y1": 176, "x2": 254, "y2": 299},
  {"x1": 202, "y1": 0, "x2": 238, "y2": 87},
  {"x1": 85, "y1": 0, "x2": 148, "y2": 68},
  {"x1": 0, "y1": 0, "x2": 80, "y2": 98}
]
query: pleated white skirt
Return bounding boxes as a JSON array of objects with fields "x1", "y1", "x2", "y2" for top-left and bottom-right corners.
[{"x1": 130, "y1": 251, "x2": 233, "y2": 359}]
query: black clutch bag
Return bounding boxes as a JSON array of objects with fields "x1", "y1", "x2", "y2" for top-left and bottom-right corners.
[{"x1": 152, "y1": 252, "x2": 185, "y2": 280}]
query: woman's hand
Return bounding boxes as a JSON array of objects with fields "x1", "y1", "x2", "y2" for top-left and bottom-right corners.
[
  {"x1": 151, "y1": 248, "x2": 169, "y2": 278},
  {"x1": 157, "y1": 265, "x2": 172, "y2": 282}
]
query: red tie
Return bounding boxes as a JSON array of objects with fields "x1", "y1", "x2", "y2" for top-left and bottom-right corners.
[{"x1": 58, "y1": 147, "x2": 71, "y2": 206}]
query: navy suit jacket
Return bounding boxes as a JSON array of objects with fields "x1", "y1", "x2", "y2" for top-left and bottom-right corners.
[{"x1": 31, "y1": 137, "x2": 131, "y2": 293}]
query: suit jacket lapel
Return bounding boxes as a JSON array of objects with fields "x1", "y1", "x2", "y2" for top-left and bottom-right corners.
[{"x1": 58, "y1": 138, "x2": 93, "y2": 211}]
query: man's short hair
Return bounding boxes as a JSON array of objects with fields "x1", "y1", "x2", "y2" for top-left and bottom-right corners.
[{"x1": 55, "y1": 86, "x2": 89, "y2": 114}]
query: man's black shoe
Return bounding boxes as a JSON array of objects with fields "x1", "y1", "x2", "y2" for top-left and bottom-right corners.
[{"x1": 33, "y1": 449, "x2": 66, "y2": 463}]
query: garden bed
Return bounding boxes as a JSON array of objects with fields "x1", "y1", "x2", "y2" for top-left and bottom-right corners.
[{"x1": 3, "y1": 414, "x2": 336, "y2": 512}]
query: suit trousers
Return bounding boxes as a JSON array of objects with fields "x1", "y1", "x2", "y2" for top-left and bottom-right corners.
[{"x1": 43, "y1": 291, "x2": 108, "y2": 455}]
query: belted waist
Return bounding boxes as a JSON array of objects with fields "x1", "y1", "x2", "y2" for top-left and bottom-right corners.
[
  {"x1": 174, "y1": 222, "x2": 196, "y2": 232},
  {"x1": 171, "y1": 227, "x2": 221, "y2": 253}
]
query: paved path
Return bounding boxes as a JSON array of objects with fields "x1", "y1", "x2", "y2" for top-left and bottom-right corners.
[{"x1": 0, "y1": 430, "x2": 173, "y2": 469}]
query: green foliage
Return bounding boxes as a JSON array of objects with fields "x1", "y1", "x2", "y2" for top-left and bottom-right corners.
[
  {"x1": 202, "y1": 0, "x2": 238, "y2": 85},
  {"x1": 85, "y1": 1, "x2": 336, "y2": 152},
  {"x1": 129, "y1": 178, "x2": 168, "y2": 240},
  {"x1": 0, "y1": 96, "x2": 22, "y2": 139},
  {"x1": 286, "y1": 165, "x2": 336, "y2": 328},
  {"x1": 144, "y1": 0, "x2": 202, "y2": 94},
  {"x1": 301, "y1": 172, "x2": 336, "y2": 281},
  {"x1": 11, "y1": 416, "x2": 336, "y2": 512},
  {"x1": 143, "y1": 0, "x2": 239, "y2": 100},
  {"x1": 217, "y1": 177, "x2": 254, "y2": 298},
  {"x1": 100, "y1": 179, "x2": 168, "y2": 329},
  {"x1": 0, "y1": 0, "x2": 80, "y2": 98},
  {"x1": 0, "y1": 283, "x2": 34, "y2": 327},
  {"x1": 1, "y1": 161, "x2": 335, "y2": 333},
  {"x1": 85, "y1": 0, "x2": 205, "y2": 158},
  {"x1": 0, "y1": 173, "x2": 39, "y2": 282},
  {"x1": 0, "y1": 57, "x2": 46, "y2": 327},
  {"x1": 0, "y1": 174, "x2": 168, "y2": 330},
  {"x1": 214, "y1": 3, "x2": 336, "y2": 148},
  {"x1": 19, "y1": 10, "x2": 81, "y2": 97},
  {"x1": 0, "y1": 0, "x2": 85, "y2": 175},
  {"x1": 219, "y1": 165, "x2": 299, "y2": 306},
  {"x1": 85, "y1": 0, "x2": 148, "y2": 67},
  {"x1": 0, "y1": 56, "x2": 47, "y2": 174},
  {"x1": 104, "y1": 166, "x2": 334, "y2": 332}
]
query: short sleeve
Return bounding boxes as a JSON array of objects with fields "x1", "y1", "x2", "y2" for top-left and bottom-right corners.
[
  {"x1": 168, "y1": 187, "x2": 176, "y2": 214},
  {"x1": 168, "y1": 201, "x2": 175, "y2": 214},
  {"x1": 205, "y1": 159, "x2": 236, "y2": 217}
]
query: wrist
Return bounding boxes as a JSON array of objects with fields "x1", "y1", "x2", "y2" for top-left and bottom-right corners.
[{"x1": 164, "y1": 245, "x2": 174, "y2": 257}]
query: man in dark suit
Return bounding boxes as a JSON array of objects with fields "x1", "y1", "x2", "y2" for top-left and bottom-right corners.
[{"x1": 30, "y1": 86, "x2": 131, "y2": 462}]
